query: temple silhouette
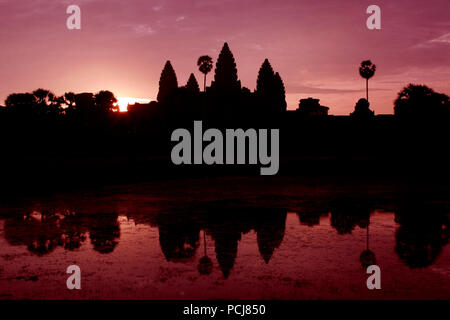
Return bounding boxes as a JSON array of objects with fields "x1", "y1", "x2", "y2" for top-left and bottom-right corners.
[{"x1": 0, "y1": 42, "x2": 449, "y2": 194}]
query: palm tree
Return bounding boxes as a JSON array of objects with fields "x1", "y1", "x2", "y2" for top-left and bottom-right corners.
[
  {"x1": 359, "y1": 60, "x2": 376, "y2": 101},
  {"x1": 197, "y1": 55, "x2": 213, "y2": 92}
]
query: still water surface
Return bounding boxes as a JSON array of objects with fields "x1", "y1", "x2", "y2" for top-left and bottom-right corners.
[{"x1": 0, "y1": 177, "x2": 449, "y2": 299}]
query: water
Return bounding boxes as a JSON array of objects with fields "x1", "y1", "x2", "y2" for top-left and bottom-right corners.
[{"x1": 0, "y1": 177, "x2": 449, "y2": 299}]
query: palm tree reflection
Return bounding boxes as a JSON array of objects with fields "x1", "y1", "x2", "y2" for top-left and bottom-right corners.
[
  {"x1": 360, "y1": 224, "x2": 376, "y2": 268},
  {"x1": 198, "y1": 230, "x2": 213, "y2": 275}
]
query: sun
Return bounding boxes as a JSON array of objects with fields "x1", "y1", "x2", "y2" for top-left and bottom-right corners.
[{"x1": 115, "y1": 97, "x2": 151, "y2": 112}]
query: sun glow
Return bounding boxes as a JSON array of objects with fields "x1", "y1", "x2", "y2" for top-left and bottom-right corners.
[{"x1": 116, "y1": 97, "x2": 151, "y2": 112}]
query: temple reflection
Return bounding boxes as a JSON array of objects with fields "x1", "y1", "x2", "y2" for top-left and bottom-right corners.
[
  {"x1": 255, "y1": 209, "x2": 286, "y2": 264},
  {"x1": 158, "y1": 211, "x2": 200, "y2": 262},
  {"x1": 1, "y1": 199, "x2": 449, "y2": 278},
  {"x1": 330, "y1": 199, "x2": 372, "y2": 235}
]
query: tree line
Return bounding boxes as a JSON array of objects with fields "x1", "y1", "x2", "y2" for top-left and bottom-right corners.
[{"x1": 1, "y1": 42, "x2": 449, "y2": 128}]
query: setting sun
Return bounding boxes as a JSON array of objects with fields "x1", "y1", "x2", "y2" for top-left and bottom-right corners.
[{"x1": 116, "y1": 97, "x2": 151, "y2": 112}]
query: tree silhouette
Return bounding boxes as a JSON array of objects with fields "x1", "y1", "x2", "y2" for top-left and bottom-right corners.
[
  {"x1": 211, "y1": 42, "x2": 241, "y2": 94},
  {"x1": 186, "y1": 73, "x2": 200, "y2": 93},
  {"x1": 32, "y1": 89, "x2": 64, "y2": 116},
  {"x1": 63, "y1": 92, "x2": 77, "y2": 115},
  {"x1": 359, "y1": 60, "x2": 376, "y2": 101},
  {"x1": 94, "y1": 90, "x2": 117, "y2": 113},
  {"x1": 394, "y1": 84, "x2": 450, "y2": 118},
  {"x1": 33, "y1": 89, "x2": 55, "y2": 106},
  {"x1": 157, "y1": 60, "x2": 178, "y2": 102},
  {"x1": 5, "y1": 93, "x2": 37, "y2": 115},
  {"x1": 74, "y1": 92, "x2": 95, "y2": 113},
  {"x1": 64, "y1": 92, "x2": 76, "y2": 107},
  {"x1": 197, "y1": 55, "x2": 213, "y2": 92},
  {"x1": 5, "y1": 89, "x2": 63, "y2": 117}
]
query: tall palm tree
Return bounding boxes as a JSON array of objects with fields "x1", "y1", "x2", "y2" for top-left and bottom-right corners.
[
  {"x1": 359, "y1": 60, "x2": 376, "y2": 101},
  {"x1": 197, "y1": 55, "x2": 213, "y2": 92}
]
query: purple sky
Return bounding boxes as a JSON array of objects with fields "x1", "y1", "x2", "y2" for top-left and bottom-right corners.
[{"x1": 0, "y1": 0, "x2": 449, "y2": 114}]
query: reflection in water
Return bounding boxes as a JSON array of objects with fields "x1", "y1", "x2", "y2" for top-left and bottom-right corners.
[
  {"x1": 158, "y1": 212, "x2": 200, "y2": 262},
  {"x1": 3, "y1": 211, "x2": 119, "y2": 255},
  {"x1": 2, "y1": 203, "x2": 449, "y2": 273},
  {"x1": 4, "y1": 211, "x2": 84, "y2": 256},
  {"x1": 89, "y1": 213, "x2": 120, "y2": 254},
  {"x1": 256, "y1": 209, "x2": 287, "y2": 264},
  {"x1": 59, "y1": 212, "x2": 88, "y2": 251},
  {"x1": 0, "y1": 194, "x2": 449, "y2": 299},
  {"x1": 154, "y1": 208, "x2": 288, "y2": 278},
  {"x1": 395, "y1": 203, "x2": 449, "y2": 268},
  {"x1": 211, "y1": 221, "x2": 240, "y2": 279},
  {"x1": 198, "y1": 230, "x2": 213, "y2": 275},
  {"x1": 330, "y1": 199, "x2": 371, "y2": 235},
  {"x1": 360, "y1": 225, "x2": 376, "y2": 269},
  {"x1": 296, "y1": 204, "x2": 328, "y2": 227}
]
